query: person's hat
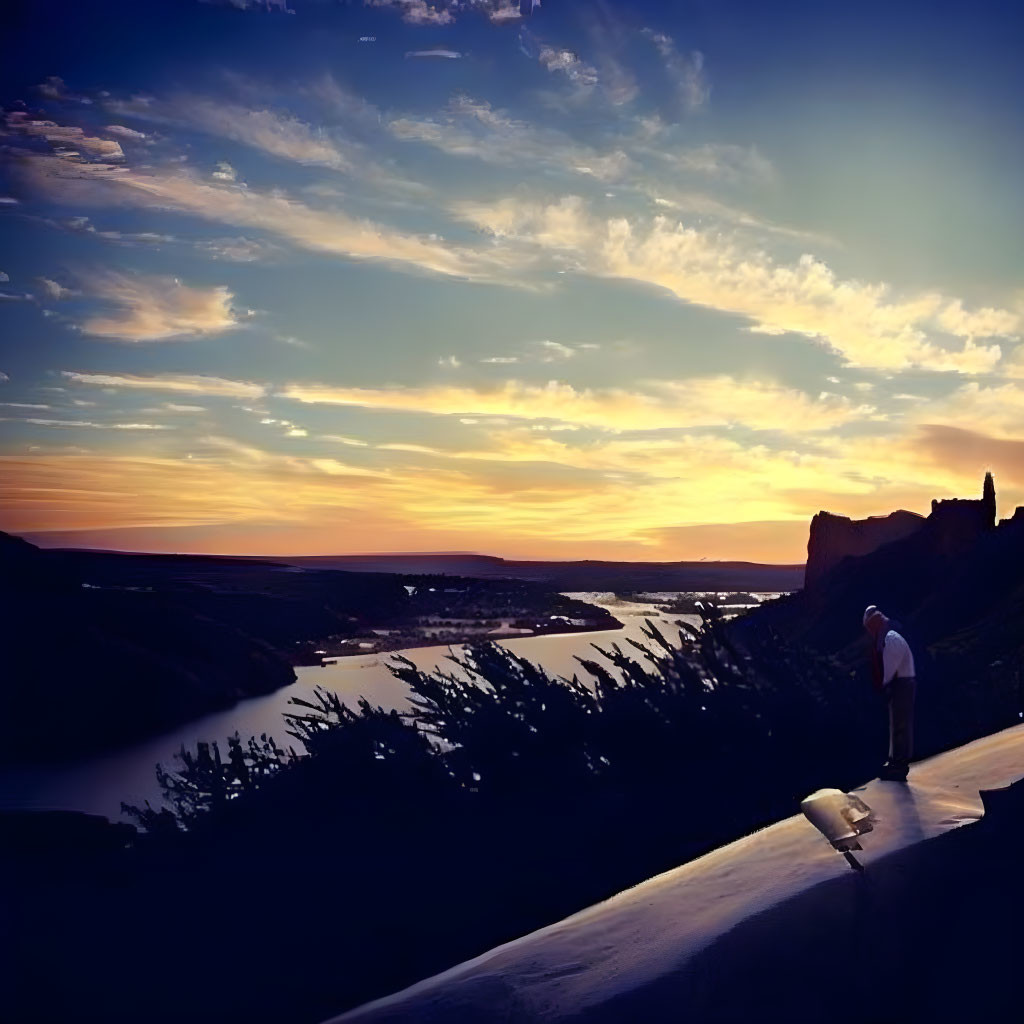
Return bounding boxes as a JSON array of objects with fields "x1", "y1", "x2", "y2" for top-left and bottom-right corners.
[{"x1": 863, "y1": 604, "x2": 882, "y2": 627}]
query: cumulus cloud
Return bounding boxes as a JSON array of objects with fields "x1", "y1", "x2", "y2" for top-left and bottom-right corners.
[
  {"x1": 79, "y1": 272, "x2": 239, "y2": 342},
  {"x1": 36, "y1": 277, "x2": 76, "y2": 300},
  {"x1": 453, "y1": 195, "x2": 1019, "y2": 373},
  {"x1": 211, "y1": 161, "x2": 237, "y2": 181},
  {"x1": 280, "y1": 375, "x2": 869, "y2": 433},
  {"x1": 62, "y1": 370, "x2": 266, "y2": 399}
]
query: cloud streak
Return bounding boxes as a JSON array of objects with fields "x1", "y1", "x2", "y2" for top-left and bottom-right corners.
[
  {"x1": 62, "y1": 371, "x2": 266, "y2": 399},
  {"x1": 280, "y1": 375, "x2": 871, "y2": 433},
  {"x1": 21, "y1": 154, "x2": 529, "y2": 282}
]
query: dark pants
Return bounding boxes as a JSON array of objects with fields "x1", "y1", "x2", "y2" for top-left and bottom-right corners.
[{"x1": 886, "y1": 676, "x2": 916, "y2": 766}]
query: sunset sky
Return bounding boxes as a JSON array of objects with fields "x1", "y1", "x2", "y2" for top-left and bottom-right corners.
[{"x1": 1, "y1": 0, "x2": 1023, "y2": 561}]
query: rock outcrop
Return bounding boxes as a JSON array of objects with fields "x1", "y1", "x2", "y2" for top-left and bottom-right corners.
[
  {"x1": 804, "y1": 508, "x2": 925, "y2": 590},
  {"x1": 804, "y1": 472, "x2": 1000, "y2": 591},
  {"x1": 928, "y1": 470, "x2": 998, "y2": 555},
  {"x1": 738, "y1": 474, "x2": 1024, "y2": 671}
]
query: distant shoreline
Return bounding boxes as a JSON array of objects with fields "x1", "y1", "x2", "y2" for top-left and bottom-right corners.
[{"x1": 312, "y1": 618, "x2": 626, "y2": 666}]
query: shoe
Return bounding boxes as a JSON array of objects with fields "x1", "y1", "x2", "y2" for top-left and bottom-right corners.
[{"x1": 878, "y1": 761, "x2": 909, "y2": 782}]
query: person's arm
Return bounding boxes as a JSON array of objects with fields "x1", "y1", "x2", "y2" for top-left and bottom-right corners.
[{"x1": 870, "y1": 640, "x2": 884, "y2": 692}]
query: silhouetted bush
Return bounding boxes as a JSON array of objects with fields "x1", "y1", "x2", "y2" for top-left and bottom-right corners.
[{"x1": 32, "y1": 604, "x2": 1018, "y2": 1024}]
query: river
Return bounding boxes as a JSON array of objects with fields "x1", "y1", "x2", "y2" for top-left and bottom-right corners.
[{"x1": 1, "y1": 593, "x2": 771, "y2": 821}]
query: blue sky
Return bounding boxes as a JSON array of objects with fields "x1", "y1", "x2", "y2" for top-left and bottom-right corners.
[{"x1": 1, "y1": 0, "x2": 1022, "y2": 559}]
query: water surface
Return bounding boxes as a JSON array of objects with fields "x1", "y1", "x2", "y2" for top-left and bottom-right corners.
[{"x1": 1, "y1": 593, "x2": 761, "y2": 820}]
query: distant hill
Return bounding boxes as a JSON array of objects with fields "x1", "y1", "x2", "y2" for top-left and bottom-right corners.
[
  {"x1": 0, "y1": 532, "x2": 297, "y2": 763},
  {"x1": 0, "y1": 535, "x2": 621, "y2": 762},
  {"x1": 280, "y1": 553, "x2": 805, "y2": 592}
]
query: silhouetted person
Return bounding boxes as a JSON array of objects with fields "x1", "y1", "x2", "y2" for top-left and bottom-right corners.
[{"x1": 863, "y1": 605, "x2": 916, "y2": 781}]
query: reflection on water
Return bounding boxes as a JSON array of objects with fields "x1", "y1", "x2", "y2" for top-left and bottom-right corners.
[{"x1": 1, "y1": 593, "x2": 766, "y2": 820}]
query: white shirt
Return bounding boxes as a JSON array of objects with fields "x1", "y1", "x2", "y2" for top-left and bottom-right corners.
[{"x1": 882, "y1": 630, "x2": 915, "y2": 684}]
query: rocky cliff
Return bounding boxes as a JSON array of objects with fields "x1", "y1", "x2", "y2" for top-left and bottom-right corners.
[
  {"x1": 739, "y1": 475, "x2": 1024, "y2": 677},
  {"x1": 804, "y1": 508, "x2": 925, "y2": 589}
]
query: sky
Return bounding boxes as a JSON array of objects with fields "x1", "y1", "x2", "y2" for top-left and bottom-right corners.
[{"x1": 1, "y1": 0, "x2": 1023, "y2": 562}]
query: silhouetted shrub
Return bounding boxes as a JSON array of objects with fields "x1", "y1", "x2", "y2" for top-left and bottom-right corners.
[{"x1": 38, "y1": 602, "x2": 1023, "y2": 1024}]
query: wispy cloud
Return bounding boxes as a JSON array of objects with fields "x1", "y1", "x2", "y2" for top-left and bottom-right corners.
[
  {"x1": 79, "y1": 272, "x2": 239, "y2": 342},
  {"x1": 202, "y1": 1, "x2": 294, "y2": 11},
  {"x1": 62, "y1": 370, "x2": 266, "y2": 399},
  {"x1": 387, "y1": 95, "x2": 634, "y2": 182},
  {"x1": 365, "y1": 0, "x2": 453, "y2": 25},
  {"x1": 104, "y1": 124, "x2": 148, "y2": 141},
  {"x1": 646, "y1": 190, "x2": 831, "y2": 246},
  {"x1": 406, "y1": 49, "x2": 463, "y2": 60},
  {"x1": 641, "y1": 29, "x2": 709, "y2": 113},
  {"x1": 538, "y1": 46, "x2": 599, "y2": 92},
  {"x1": 913, "y1": 381, "x2": 1024, "y2": 440},
  {"x1": 453, "y1": 195, "x2": 1019, "y2": 373},
  {"x1": 280, "y1": 375, "x2": 870, "y2": 433},
  {"x1": 0, "y1": 416, "x2": 173, "y2": 430},
  {"x1": 20, "y1": 153, "x2": 531, "y2": 283},
  {"x1": 656, "y1": 143, "x2": 775, "y2": 185},
  {"x1": 36, "y1": 76, "x2": 92, "y2": 105},
  {"x1": 105, "y1": 95, "x2": 355, "y2": 170}
]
